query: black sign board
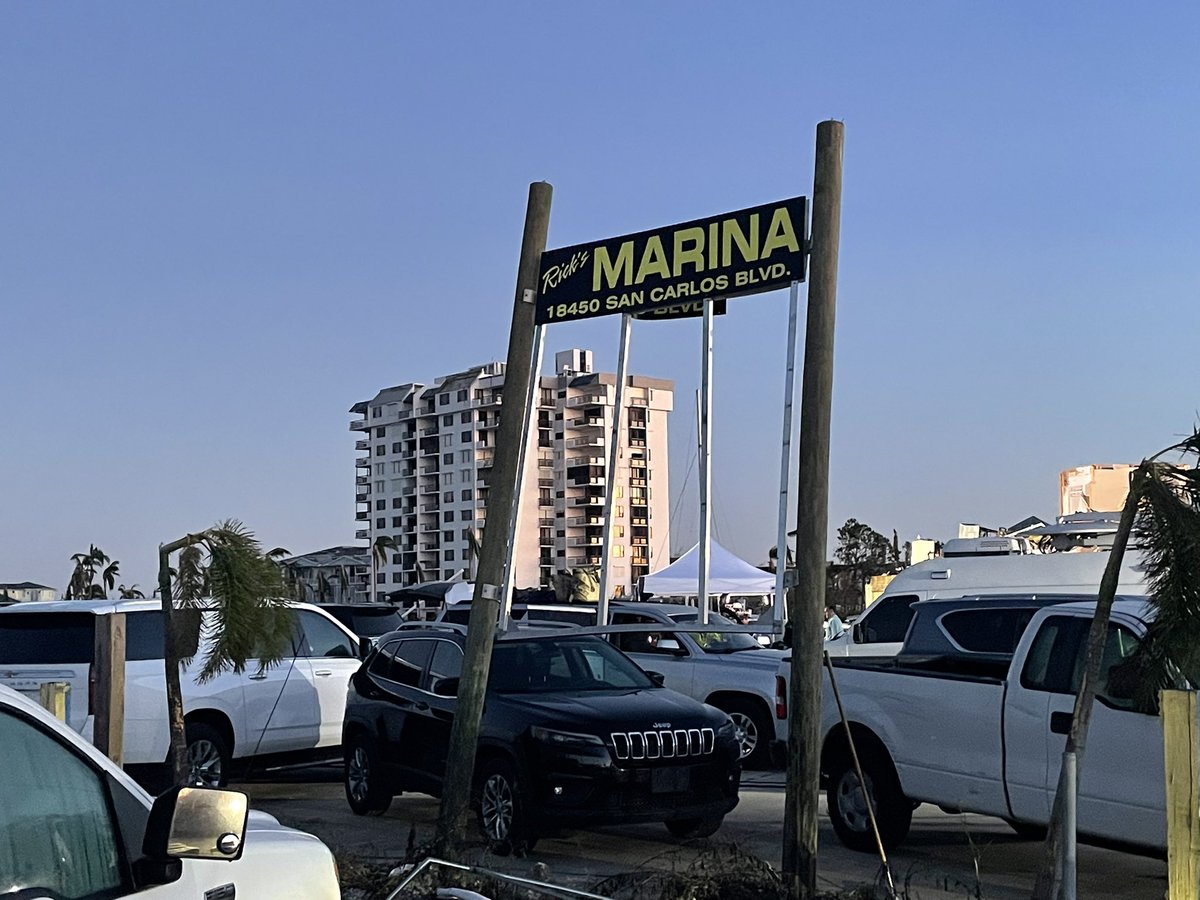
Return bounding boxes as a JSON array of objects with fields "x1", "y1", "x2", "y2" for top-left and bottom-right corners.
[{"x1": 536, "y1": 196, "x2": 807, "y2": 325}]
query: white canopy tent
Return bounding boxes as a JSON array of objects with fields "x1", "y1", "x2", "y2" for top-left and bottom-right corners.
[{"x1": 640, "y1": 540, "x2": 775, "y2": 599}]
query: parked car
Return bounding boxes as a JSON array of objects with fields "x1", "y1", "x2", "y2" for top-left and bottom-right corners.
[
  {"x1": 0, "y1": 682, "x2": 340, "y2": 899},
  {"x1": 0, "y1": 598, "x2": 364, "y2": 788},
  {"x1": 342, "y1": 623, "x2": 741, "y2": 853},
  {"x1": 436, "y1": 601, "x2": 602, "y2": 627},
  {"x1": 603, "y1": 602, "x2": 786, "y2": 768},
  {"x1": 317, "y1": 602, "x2": 410, "y2": 642}
]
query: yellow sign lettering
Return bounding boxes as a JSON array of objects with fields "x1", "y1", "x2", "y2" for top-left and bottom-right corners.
[
  {"x1": 635, "y1": 235, "x2": 671, "y2": 284},
  {"x1": 761, "y1": 207, "x2": 800, "y2": 258},
  {"x1": 593, "y1": 241, "x2": 634, "y2": 292}
]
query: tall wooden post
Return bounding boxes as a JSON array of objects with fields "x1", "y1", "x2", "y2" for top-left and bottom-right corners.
[
  {"x1": 783, "y1": 119, "x2": 844, "y2": 899},
  {"x1": 92, "y1": 612, "x2": 126, "y2": 765},
  {"x1": 436, "y1": 181, "x2": 552, "y2": 853},
  {"x1": 1162, "y1": 690, "x2": 1200, "y2": 900}
]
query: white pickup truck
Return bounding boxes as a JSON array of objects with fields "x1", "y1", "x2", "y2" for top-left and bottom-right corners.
[
  {"x1": 776, "y1": 595, "x2": 1166, "y2": 853},
  {"x1": 0, "y1": 683, "x2": 340, "y2": 898}
]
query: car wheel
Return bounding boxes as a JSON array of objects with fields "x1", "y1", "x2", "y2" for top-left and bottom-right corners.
[
  {"x1": 477, "y1": 758, "x2": 536, "y2": 856},
  {"x1": 665, "y1": 815, "x2": 724, "y2": 839},
  {"x1": 185, "y1": 721, "x2": 231, "y2": 788},
  {"x1": 344, "y1": 734, "x2": 393, "y2": 816},
  {"x1": 718, "y1": 698, "x2": 772, "y2": 769},
  {"x1": 826, "y1": 750, "x2": 912, "y2": 852}
]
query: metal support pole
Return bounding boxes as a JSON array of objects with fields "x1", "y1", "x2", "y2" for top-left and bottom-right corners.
[
  {"x1": 499, "y1": 323, "x2": 546, "y2": 631},
  {"x1": 773, "y1": 281, "x2": 801, "y2": 632},
  {"x1": 698, "y1": 298, "x2": 714, "y2": 624},
  {"x1": 1062, "y1": 750, "x2": 1078, "y2": 900},
  {"x1": 597, "y1": 313, "x2": 632, "y2": 624}
]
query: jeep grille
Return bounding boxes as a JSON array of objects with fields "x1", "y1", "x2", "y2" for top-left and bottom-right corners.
[{"x1": 610, "y1": 727, "x2": 714, "y2": 760}]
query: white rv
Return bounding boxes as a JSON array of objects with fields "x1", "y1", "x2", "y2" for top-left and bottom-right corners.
[{"x1": 827, "y1": 549, "x2": 1148, "y2": 657}]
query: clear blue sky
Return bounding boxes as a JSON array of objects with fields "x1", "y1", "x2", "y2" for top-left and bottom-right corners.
[{"x1": 3, "y1": 3, "x2": 1198, "y2": 592}]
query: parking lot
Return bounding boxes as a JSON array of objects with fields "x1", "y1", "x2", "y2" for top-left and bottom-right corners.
[{"x1": 235, "y1": 765, "x2": 1167, "y2": 899}]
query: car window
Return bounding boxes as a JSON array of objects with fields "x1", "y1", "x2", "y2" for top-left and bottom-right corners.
[
  {"x1": 612, "y1": 629, "x2": 682, "y2": 655},
  {"x1": 297, "y1": 611, "x2": 356, "y2": 658},
  {"x1": 0, "y1": 613, "x2": 95, "y2": 663},
  {"x1": 490, "y1": 637, "x2": 653, "y2": 693},
  {"x1": 859, "y1": 594, "x2": 920, "y2": 644},
  {"x1": 0, "y1": 708, "x2": 130, "y2": 898},
  {"x1": 349, "y1": 609, "x2": 405, "y2": 637},
  {"x1": 427, "y1": 640, "x2": 463, "y2": 695},
  {"x1": 1021, "y1": 616, "x2": 1149, "y2": 713},
  {"x1": 390, "y1": 639, "x2": 434, "y2": 688},
  {"x1": 939, "y1": 607, "x2": 1039, "y2": 654}
]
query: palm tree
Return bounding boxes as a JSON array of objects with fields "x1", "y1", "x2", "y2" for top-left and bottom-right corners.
[
  {"x1": 117, "y1": 584, "x2": 145, "y2": 599},
  {"x1": 1034, "y1": 429, "x2": 1200, "y2": 899},
  {"x1": 157, "y1": 520, "x2": 293, "y2": 785},
  {"x1": 371, "y1": 535, "x2": 398, "y2": 601},
  {"x1": 65, "y1": 545, "x2": 120, "y2": 599}
]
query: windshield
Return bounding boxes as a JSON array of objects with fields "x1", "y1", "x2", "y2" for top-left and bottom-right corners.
[
  {"x1": 668, "y1": 611, "x2": 762, "y2": 654},
  {"x1": 490, "y1": 635, "x2": 656, "y2": 693},
  {"x1": 350, "y1": 609, "x2": 406, "y2": 637}
]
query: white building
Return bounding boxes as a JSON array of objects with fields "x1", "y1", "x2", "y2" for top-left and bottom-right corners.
[{"x1": 350, "y1": 349, "x2": 673, "y2": 601}]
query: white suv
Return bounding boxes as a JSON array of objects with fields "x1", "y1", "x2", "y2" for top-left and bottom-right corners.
[
  {"x1": 0, "y1": 683, "x2": 340, "y2": 898},
  {"x1": 0, "y1": 599, "x2": 363, "y2": 787}
]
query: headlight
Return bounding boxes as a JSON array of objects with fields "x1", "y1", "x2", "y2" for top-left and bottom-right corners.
[{"x1": 530, "y1": 726, "x2": 606, "y2": 749}]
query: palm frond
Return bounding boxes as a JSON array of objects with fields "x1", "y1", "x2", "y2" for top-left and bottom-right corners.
[
  {"x1": 1131, "y1": 446, "x2": 1200, "y2": 703},
  {"x1": 196, "y1": 521, "x2": 291, "y2": 682}
]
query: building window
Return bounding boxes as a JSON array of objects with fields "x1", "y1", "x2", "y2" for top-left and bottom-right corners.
[
  {"x1": 461, "y1": 411, "x2": 472, "y2": 423},
  {"x1": 461, "y1": 431, "x2": 472, "y2": 444},
  {"x1": 457, "y1": 389, "x2": 468, "y2": 402},
  {"x1": 461, "y1": 489, "x2": 473, "y2": 501},
  {"x1": 443, "y1": 452, "x2": 454, "y2": 464},
  {"x1": 613, "y1": 545, "x2": 624, "y2": 557},
  {"x1": 372, "y1": 407, "x2": 381, "y2": 418},
  {"x1": 376, "y1": 427, "x2": 385, "y2": 437},
  {"x1": 439, "y1": 393, "x2": 450, "y2": 405},
  {"x1": 461, "y1": 510, "x2": 473, "y2": 520},
  {"x1": 392, "y1": 517, "x2": 402, "y2": 527},
  {"x1": 444, "y1": 472, "x2": 454, "y2": 485},
  {"x1": 443, "y1": 491, "x2": 454, "y2": 502},
  {"x1": 442, "y1": 530, "x2": 454, "y2": 542},
  {"x1": 374, "y1": 463, "x2": 385, "y2": 475},
  {"x1": 444, "y1": 549, "x2": 455, "y2": 561},
  {"x1": 376, "y1": 517, "x2": 386, "y2": 528},
  {"x1": 373, "y1": 480, "x2": 383, "y2": 491},
  {"x1": 391, "y1": 572, "x2": 403, "y2": 583},
  {"x1": 391, "y1": 442, "x2": 401, "y2": 453},
  {"x1": 375, "y1": 500, "x2": 385, "y2": 510},
  {"x1": 392, "y1": 498, "x2": 403, "y2": 509},
  {"x1": 375, "y1": 445, "x2": 385, "y2": 456},
  {"x1": 441, "y1": 434, "x2": 453, "y2": 447},
  {"x1": 460, "y1": 469, "x2": 471, "y2": 482},
  {"x1": 459, "y1": 450, "x2": 472, "y2": 463},
  {"x1": 443, "y1": 511, "x2": 453, "y2": 522},
  {"x1": 390, "y1": 461, "x2": 403, "y2": 474},
  {"x1": 442, "y1": 414, "x2": 454, "y2": 426}
]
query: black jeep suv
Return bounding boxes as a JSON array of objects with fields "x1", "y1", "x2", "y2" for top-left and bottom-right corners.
[{"x1": 341, "y1": 625, "x2": 741, "y2": 852}]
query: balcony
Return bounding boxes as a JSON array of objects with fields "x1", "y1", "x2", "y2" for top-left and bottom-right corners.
[
  {"x1": 402, "y1": 488, "x2": 416, "y2": 497},
  {"x1": 568, "y1": 515, "x2": 603, "y2": 526},
  {"x1": 568, "y1": 535, "x2": 603, "y2": 547},
  {"x1": 355, "y1": 493, "x2": 369, "y2": 504},
  {"x1": 355, "y1": 475, "x2": 369, "y2": 486},
  {"x1": 566, "y1": 416, "x2": 605, "y2": 430},
  {"x1": 355, "y1": 529, "x2": 369, "y2": 540},
  {"x1": 571, "y1": 496, "x2": 605, "y2": 507},
  {"x1": 476, "y1": 440, "x2": 491, "y2": 449},
  {"x1": 629, "y1": 478, "x2": 647, "y2": 487},
  {"x1": 420, "y1": 503, "x2": 440, "y2": 513},
  {"x1": 349, "y1": 418, "x2": 368, "y2": 431},
  {"x1": 355, "y1": 456, "x2": 370, "y2": 468},
  {"x1": 566, "y1": 436, "x2": 604, "y2": 449},
  {"x1": 566, "y1": 393, "x2": 608, "y2": 408},
  {"x1": 567, "y1": 455, "x2": 605, "y2": 467},
  {"x1": 420, "y1": 465, "x2": 438, "y2": 475},
  {"x1": 538, "y1": 517, "x2": 556, "y2": 527},
  {"x1": 355, "y1": 511, "x2": 369, "y2": 521},
  {"x1": 355, "y1": 439, "x2": 369, "y2": 451},
  {"x1": 421, "y1": 523, "x2": 439, "y2": 532},
  {"x1": 420, "y1": 427, "x2": 438, "y2": 436}
]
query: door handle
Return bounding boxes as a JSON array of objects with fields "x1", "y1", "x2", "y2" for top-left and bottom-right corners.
[
  {"x1": 248, "y1": 673, "x2": 268, "y2": 681},
  {"x1": 415, "y1": 701, "x2": 430, "y2": 711},
  {"x1": 1050, "y1": 711, "x2": 1072, "y2": 734},
  {"x1": 315, "y1": 670, "x2": 332, "y2": 677}
]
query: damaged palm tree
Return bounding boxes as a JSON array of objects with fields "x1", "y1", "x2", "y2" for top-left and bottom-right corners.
[
  {"x1": 1034, "y1": 429, "x2": 1200, "y2": 900},
  {"x1": 157, "y1": 520, "x2": 295, "y2": 785}
]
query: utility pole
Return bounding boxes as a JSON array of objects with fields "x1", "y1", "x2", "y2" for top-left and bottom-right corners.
[
  {"x1": 783, "y1": 119, "x2": 844, "y2": 899},
  {"x1": 435, "y1": 181, "x2": 552, "y2": 853}
]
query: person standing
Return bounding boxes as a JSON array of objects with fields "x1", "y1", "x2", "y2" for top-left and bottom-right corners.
[{"x1": 823, "y1": 605, "x2": 845, "y2": 641}]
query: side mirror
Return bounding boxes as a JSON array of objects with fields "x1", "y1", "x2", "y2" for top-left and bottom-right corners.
[
  {"x1": 644, "y1": 670, "x2": 666, "y2": 687},
  {"x1": 658, "y1": 637, "x2": 683, "y2": 653},
  {"x1": 143, "y1": 787, "x2": 249, "y2": 862},
  {"x1": 359, "y1": 637, "x2": 372, "y2": 660},
  {"x1": 433, "y1": 677, "x2": 460, "y2": 697}
]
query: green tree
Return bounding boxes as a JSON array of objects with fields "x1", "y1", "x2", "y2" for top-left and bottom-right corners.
[
  {"x1": 157, "y1": 520, "x2": 294, "y2": 785},
  {"x1": 371, "y1": 535, "x2": 398, "y2": 600},
  {"x1": 832, "y1": 519, "x2": 893, "y2": 611},
  {"x1": 1034, "y1": 429, "x2": 1200, "y2": 899},
  {"x1": 65, "y1": 545, "x2": 121, "y2": 599},
  {"x1": 117, "y1": 584, "x2": 145, "y2": 599}
]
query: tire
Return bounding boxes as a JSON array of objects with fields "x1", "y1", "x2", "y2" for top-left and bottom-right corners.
[
  {"x1": 665, "y1": 815, "x2": 724, "y2": 839},
  {"x1": 826, "y1": 750, "x2": 912, "y2": 852},
  {"x1": 344, "y1": 733, "x2": 393, "y2": 816},
  {"x1": 717, "y1": 698, "x2": 773, "y2": 769},
  {"x1": 477, "y1": 757, "x2": 536, "y2": 856},
  {"x1": 185, "y1": 721, "x2": 231, "y2": 788}
]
